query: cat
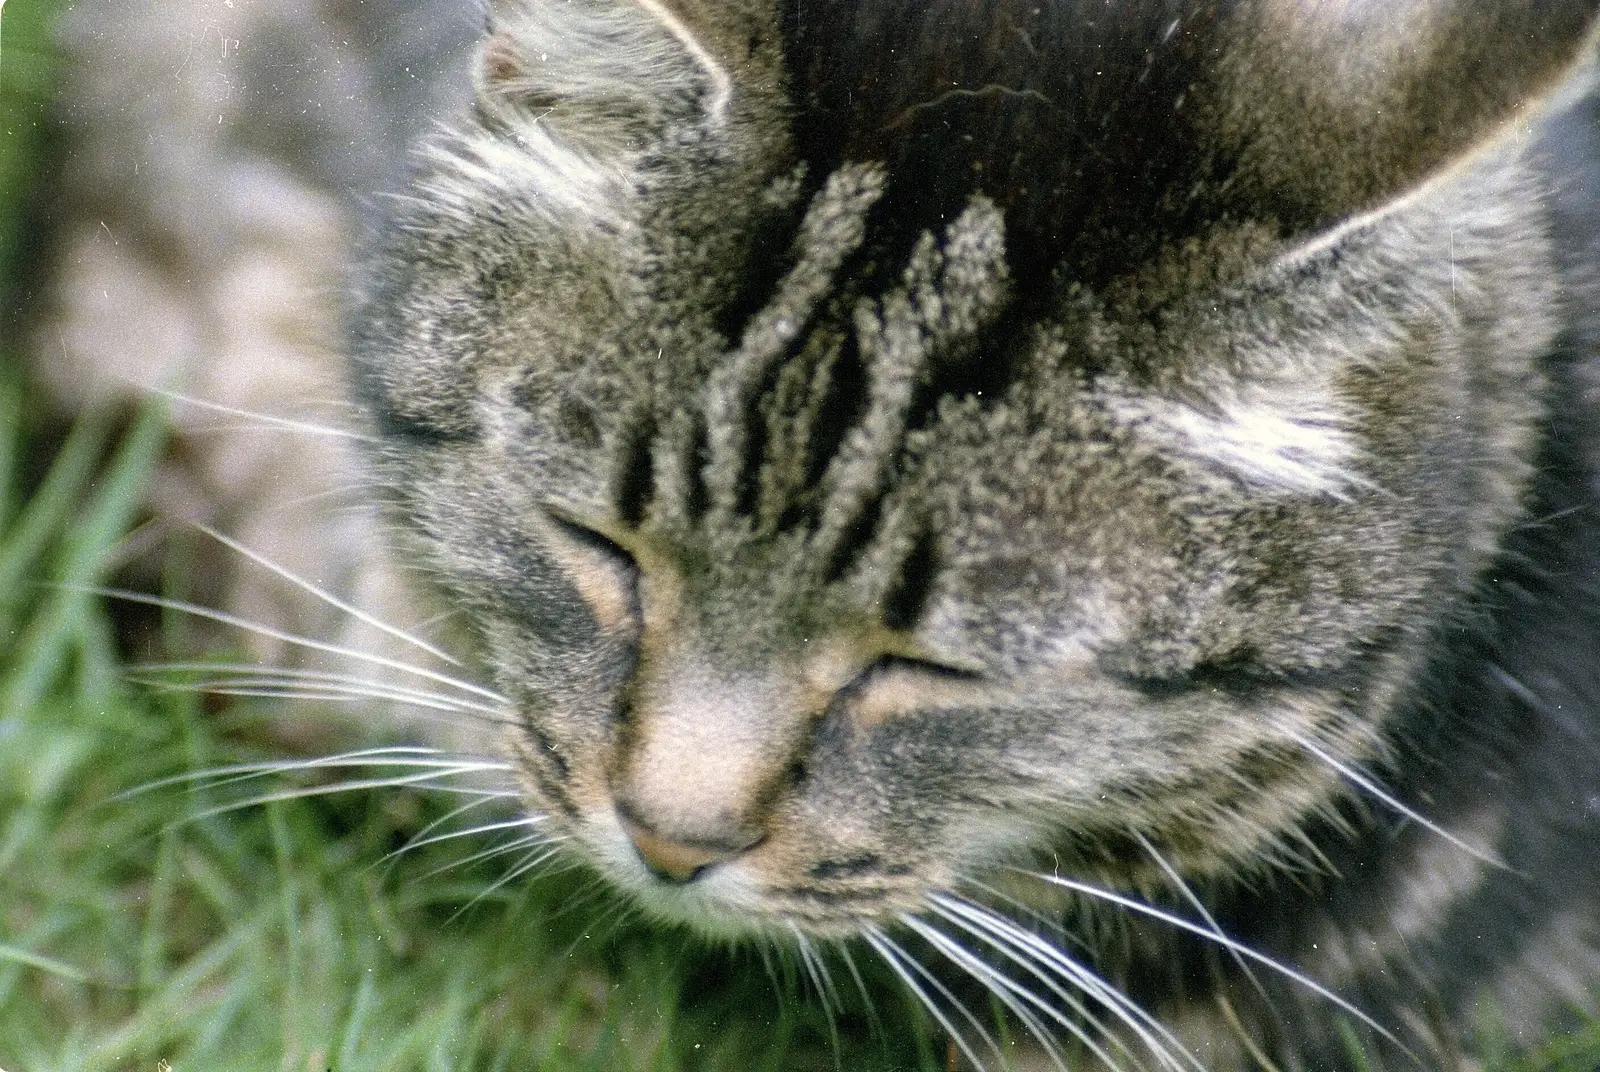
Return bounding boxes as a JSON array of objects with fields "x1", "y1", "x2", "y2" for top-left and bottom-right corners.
[{"x1": 40, "y1": 0, "x2": 1600, "y2": 1068}]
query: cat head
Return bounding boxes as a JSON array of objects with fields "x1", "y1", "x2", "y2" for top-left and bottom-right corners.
[{"x1": 350, "y1": 0, "x2": 1598, "y2": 936}]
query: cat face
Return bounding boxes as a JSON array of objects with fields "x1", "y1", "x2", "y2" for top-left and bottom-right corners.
[{"x1": 350, "y1": 0, "x2": 1595, "y2": 939}]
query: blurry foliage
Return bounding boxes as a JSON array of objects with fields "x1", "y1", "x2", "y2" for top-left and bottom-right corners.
[{"x1": 0, "y1": 0, "x2": 62, "y2": 296}]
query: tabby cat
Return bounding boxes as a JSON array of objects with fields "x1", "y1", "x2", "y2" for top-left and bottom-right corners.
[{"x1": 45, "y1": 0, "x2": 1600, "y2": 1068}]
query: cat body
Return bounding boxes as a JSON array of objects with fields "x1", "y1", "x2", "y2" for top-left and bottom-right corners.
[{"x1": 42, "y1": 0, "x2": 1600, "y2": 1067}]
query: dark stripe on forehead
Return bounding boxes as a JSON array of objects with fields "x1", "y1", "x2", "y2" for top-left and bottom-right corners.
[{"x1": 780, "y1": 0, "x2": 1241, "y2": 290}]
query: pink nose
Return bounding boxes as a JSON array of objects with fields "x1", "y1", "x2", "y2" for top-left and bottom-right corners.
[{"x1": 619, "y1": 815, "x2": 758, "y2": 883}]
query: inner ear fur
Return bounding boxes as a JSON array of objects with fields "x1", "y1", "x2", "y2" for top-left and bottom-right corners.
[{"x1": 1207, "y1": 0, "x2": 1600, "y2": 228}]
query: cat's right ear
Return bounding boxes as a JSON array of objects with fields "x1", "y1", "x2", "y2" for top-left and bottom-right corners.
[
  {"x1": 471, "y1": 0, "x2": 779, "y2": 131},
  {"x1": 1209, "y1": 0, "x2": 1600, "y2": 230},
  {"x1": 468, "y1": 0, "x2": 684, "y2": 127}
]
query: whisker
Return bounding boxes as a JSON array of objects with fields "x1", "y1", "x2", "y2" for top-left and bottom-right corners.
[
  {"x1": 959, "y1": 878, "x2": 1092, "y2": 957},
  {"x1": 136, "y1": 681, "x2": 449, "y2": 712},
  {"x1": 266, "y1": 485, "x2": 367, "y2": 510},
  {"x1": 131, "y1": 663, "x2": 512, "y2": 720},
  {"x1": 810, "y1": 934, "x2": 846, "y2": 1014},
  {"x1": 446, "y1": 844, "x2": 568, "y2": 922},
  {"x1": 416, "y1": 832, "x2": 551, "y2": 881},
  {"x1": 1015, "y1": 869, "x2": 1411, "y2": 1058},
  {"x1": 122, "y1": 747, "x2": 514, "y2": 798},
  {"x1": 900, "y1": 914, "x2": 1077, "y2": 1072},
  {"x1": 792, "y1": 928, "x2": 842, "y2": 1058},
  {"x1": 168, "y1": 675, "x2": 479, "y2": 709},
  {"x1": 179, "y1": 769, "x2": 513, "y2": 824},
  {"x1": 79, "y1": 587, "x2": 510, "y2": 705},
  {"x1": 755, "y1": 936, "x2": 783, "y2": 996},
  {"x1": 158, "y1": 390, "x2": 377, "y2": 442},
  {"x1": 929, "y1": 894, "x2": 1185, "y2": 1072},
  {"x1": 1133, "y1": 831, "x2": 1271, "y2": 1009},
  {"x1": 135, "y1": 677, "x2": 514, "y2": 726},
  {"x1": 544, "y1": 874, "x2": 628, "y2": 933},
  {"x1": 863, "y1": 925, "x2": 998, "y2": 1072},
  {"x1": 610, "y1": 901, "x2": 647, "y2": 937},
  {"x1": 569, "y1": 894, "x2": 637, "y2": 948},
  {"x1": 380, "y1": 794, "x2": 511, "y2": 862},
  {"x1": 391, "y1": 816, "x2": 548, "y2": 859},
  {"x1": 193, "y1": 522, "x2": 464, "y2": 668},
  {"x1": 1284, "y1": 730, "x2": 1511, "y2": 872},
  {"x1": 791, "y1": 928, "x2": 825, "y2": 1007},
  {"x1": 835, "y1": 940, "x2": 885, "y2": 1038}
]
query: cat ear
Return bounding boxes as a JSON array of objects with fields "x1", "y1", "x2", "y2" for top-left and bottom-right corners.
[
  {"x1": 779, "y1": 0, "x2": 1598, "y2": 286},
  {"x1": 473, "y1": 0, "x2": 780, "y2": 129},
  {"x1": 1209, "y1": 0, "x2": 1600, "y2": 229},
  {"x1": 476, "y1": 29, "x2": 530, "y2": 95}
]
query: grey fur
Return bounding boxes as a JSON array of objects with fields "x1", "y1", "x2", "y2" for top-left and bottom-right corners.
[
  {"x1": 343, "y1": 0, "x2": 1600, "y2": 1065},
  {"x1": 344, "y1": 1, "x2": 1600, "y2": 1065}
]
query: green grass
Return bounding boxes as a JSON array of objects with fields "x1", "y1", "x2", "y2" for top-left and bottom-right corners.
[{"x1": 0, "y1": 0, "x2": 60, "y2": 289}]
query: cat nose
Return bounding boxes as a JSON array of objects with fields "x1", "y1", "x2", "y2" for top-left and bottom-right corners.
[{"x1": 618, "y1": 813, "x2": 760, "y2": 884}]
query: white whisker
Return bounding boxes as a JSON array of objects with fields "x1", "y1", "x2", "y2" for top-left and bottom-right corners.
[
  {"x1": 921, "y1": 908, "x2": 1132, "y2": 1068},
  {"x1": 266, "y1": 485, "x2": 367, "y2": 510},
  {"x1": 755, "y1": 936, "x2": 783, "y2": 996},
  {"x1": 959, "y1": 878, "x2": 1088, "y2": 954},
  {"x1": 193, "y1": 522, "x2": 463, "y2": 668},
  {"x1": 570, "y1": 892, "x2": 642, "y2": 946},
  {"x1": 791, "y1": 928, "x2": 825, "y2": 1006},
  {"x1": 80, "y1": 587, "x2": 510, "y2": 705},
  {"x1": 136, "y1": 677, "x2": 513, "y2": 726},
  {"x1": 863, "y1": 925, "x2": 998, "y2": 1071},
  {"x1": 1284, "y1": 730, "x2": 1511, "y2": 873},
  {"x1": 383, "y1": 795, "x2": 512, "y2": 859},
  {"x1": 417, "y1": 833, "x2": 552, "y2": 880},
  {"x1": 178, "y1": 768, "x2": 509, "y2": 824},
  {"x1": 835, "y1": 940, "x2": 885, "y2": 1037},
  {"x1": 1016, "y1": 869, "x2": 1411, "y2": 1057},
  {"x1": 391, "y1": 816, "x2": 547, "y2": 859},
  {"x1": 172, "y1": 686, "x2": 406, "y2": 707},
  {"x1": 1133, "y1": 831, "x2": 1271, "y2": 1009},
  {"x1": 929, "y1": 893, "x2": 1188, "y2": 1072},
  {"x1": 122, "y1": 747, "x2": 515, "y2": 798},
  {"x1": 446, "y1": 844, "x2": 568, "y2": 922},
  {"x1": 158, "y1": 390, "x2": 376, "y2": 442},
  {"x1": 132, "y1": 663, "x2": 512, "y2": 720},
  {"x1": 900, "y1": 914, "x2": 1077, "y2": 1072},
  {"x1": 792, "y1": 928, "x2": 842, "y2": 1057}
]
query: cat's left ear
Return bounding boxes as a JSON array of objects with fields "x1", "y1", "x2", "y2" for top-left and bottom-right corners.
[{"x1": 1209, "y1": 0, "x2": 1600, "y2": 230}]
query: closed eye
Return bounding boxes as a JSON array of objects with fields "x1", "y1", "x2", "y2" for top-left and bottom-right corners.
[
  {"x1": 538, "y1": 511, "x2": 640, "y2": 635},
  {"x1": 1105, "y1": 652, "x2": 1329, "y2": 701},
  {"x1": 870, "y1": 653, "x2": 984, "y2": 682},
  {"x1": 845, "y1": 654, "x2": 988, "y2": 728}
]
